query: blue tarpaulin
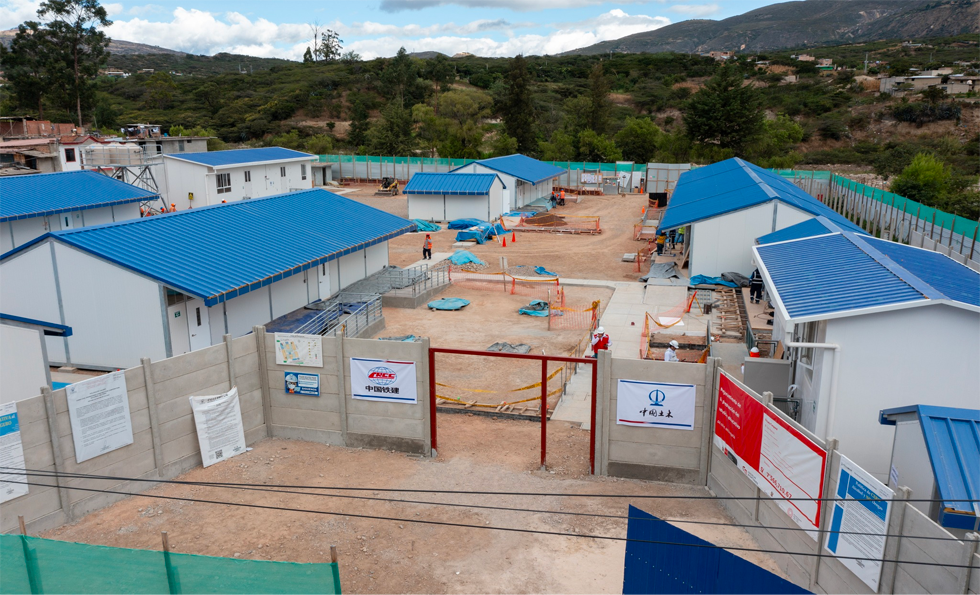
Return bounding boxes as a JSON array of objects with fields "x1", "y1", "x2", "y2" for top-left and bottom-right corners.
[
  {"x1": 428, "y1": 298, "x2": 470, "y2": 310},
  {"x1": 412, "y1": 219, "x2": 441, "y2": 232},
  {"x1": 503, "y1": 211, "x2": 535, "y2": 217},
  {"x1": 519, "y1": 300, "x2": 550, "y2": 317},
  {"x1": 455, "y1": 222, "x2": 495, "y2": 244},
  {"x1": 448, "y1": 218, "x2": 486, "y2": 230},
  {"x1": 534, "y1": 266, "x2": 557, "y2": 277},
  {"x1": 689, "y1": 275, "x2": 738, "y2": 288},
  {"x1": 447, "y1": 250, "x2": 486, "y2": 266}
]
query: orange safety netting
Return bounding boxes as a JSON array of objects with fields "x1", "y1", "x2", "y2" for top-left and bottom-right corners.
[
  {"x1": 449, "y1": 269, "x2": 559, "y2": 301},
  {"x1": 549, "y1": 295, "x2": 600, "y2": 330}
]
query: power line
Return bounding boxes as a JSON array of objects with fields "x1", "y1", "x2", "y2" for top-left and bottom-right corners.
[
  {"x1": 4, "y1": 466, "x2": 971, "y2": 504},
  {"x1": 8, "y1": 479, "x2": 977, "y2": 571},
  {"x1": 5, "y1": 468, "x2": 966, "y2": 544}
]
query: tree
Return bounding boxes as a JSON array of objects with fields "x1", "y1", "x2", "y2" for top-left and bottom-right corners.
[
  {"x1": 39, "y1": 0, "x2": 112, "y2": 125},
  {"x1": 425, "y1": 54, "x2": 454, "y2": 114},
  {"x1": 316, "y1": 30, "x2": 342, "y2": 62},
  {"x1": 752, "y1": 114, "x2": 804, "y2": 159},
  {"x1": 587, "y1": 62, "x2": 612, "y2": 135},
  {"x1": 303, "y1": 47, "x2": 314, "y2": 64},
  {"x1": 369, "y1": 101, "x2": 414, "y2": 155},
  {"x1": 538, "y1": 130, "x2": 576, "y2": 161},
  {"x1": 920, "y1": 86, "x2": 947, "y2": 105},
  {"x1": 577, "y1": 129, "x2": 622, "y2": 162},
  {"x1": 0, "y1": 22, "x2": 54, "y2": 118},
  {"x1": 194, "y1": 82, "x2": 222, "y2": 114},
  {"x1": 380, "y1": 48, "x2": 425, "y2": 107},
  {"x1": 614, "y1": 117, "x2": 662, "y2": 163},
  {"x1": 347, "y1": 98, "x2": 370, "y2": 149},
  {"x1": 500, "y1": 55, "x2": 536, "y2": 154},
  {"x1": 437, "y1": 89, "x2": 491, "y2": 158},
  {"x1": 144, "y1": 72, "x2": 177, "y2": 109},
  {"x1": 340, "y1": 50, "x2": 361, "y2": 66},
  {"x1": 490, "y1": 132, "x2": 518, "y2": 157},
  {"x1": 891, "y1": 153, "x2": 952, "y2": 205},
  {"x1": 683, "y1": 63, "x2": 764, "y2": 154}
]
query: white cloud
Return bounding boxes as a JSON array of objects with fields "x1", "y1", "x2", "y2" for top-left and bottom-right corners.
[
  {"x1": 379, "y1": 0, "x2": 659, "y2": 12},
  {"x1": 667, "y1": 3, "x2": 721, "y2": 17},
  {"x1": 103, "y1": 3, "x2": 125, "y2": 17},
  {"x1": 0, "y1": 0, "x2": 42, "y2": 29}
]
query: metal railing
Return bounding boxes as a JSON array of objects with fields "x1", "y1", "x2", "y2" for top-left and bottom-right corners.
[
  {"x1": 345, "y1": 262, "x2": 450, "y2": 298},
  {"x1": 295, "y1": 292, "x2": 383, "y2": 338}
]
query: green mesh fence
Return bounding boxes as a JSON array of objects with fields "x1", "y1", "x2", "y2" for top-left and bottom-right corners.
[
  {"x1": 771, "y1": 169, "x2": 832, "y2": 181},
  {"x1": 320, "y1": 155, "x2": 649, "y2": 173},
  {"x1": 0, "y1": 535, "x2": 341, "y2": 594},
  {"x1": 832, "y1": 174, "x2": 978, "y2": 238}
]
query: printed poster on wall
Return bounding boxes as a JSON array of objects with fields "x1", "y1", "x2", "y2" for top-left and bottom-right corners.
[
  {"x1": 0, "y1": 402, "x2": 29, "y2": 503},
  {"x1": 825, "y1": 454, "x2": 893, "y2": 592},
  {"x1": 714, "y1": 371, "x2": 827, "y2": 539},
  {"x1": 66, "y1": 371, "x2": 134, "y2": 463},
  {"x1": 350, "y1": 357, "x2": 418, "y2": 404},
  {"x1": 189, "y1": 387, "x2": 247, "y2": 468},
  {"x1": 285, "y1": 372, "x2": 320, "y2": 396},
  {"x1": 617, "y1": 380, "x2": 695, "y2": 430},
  {"x1": 275, "y1": 333, "x2": 323, "y2": 367}
]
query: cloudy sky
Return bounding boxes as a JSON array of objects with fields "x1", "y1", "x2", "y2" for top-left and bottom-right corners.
[{"x1": 1, "y1": 0, "x2": 780, "y2": 60}]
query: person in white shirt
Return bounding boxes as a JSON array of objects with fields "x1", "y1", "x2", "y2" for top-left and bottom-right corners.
[{"x1": 664, "y1": 339, "x2": 680, "y2": 362}]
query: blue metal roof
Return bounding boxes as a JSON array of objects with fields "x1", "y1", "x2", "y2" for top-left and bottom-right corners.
[
  {"x1": 880, "y1": 405, "x2": 980, "y2": 530},
  {"x1": 756, "y1": 216, "x2": 858, "y2": 245},
  {"x1": 452, "y1": 154, "x2": 565, "y2": 185},
  {"x1": 0, "y1": 170, "x2": 159, "y2": 222},
  {"x1": 658, "y1": 158, "x2": 863, "y2": 233},
  {"x1": 864, "y1": 237, "x2": 980, "y2": 308},
  {"x1": 402, "y1": 173, "x2": 503, "y2": 195},
  {"x1": 165, "y1": 147, "x2": 313, "y2": 168},
  {"x1": 2, "y1": 189, "x2": 415, "y2": 307},
  {"x1": 755, "y1": 232, "x2": 980, "y2": 321},
  {"x1": 0, "y1": 313, "x2": 72, "y2": 337}
]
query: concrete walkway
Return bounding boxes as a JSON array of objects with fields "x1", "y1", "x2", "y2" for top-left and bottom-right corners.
[
  {"x1": 403, "y1": 252, "x2": 452, "y2": 269},
  {"x1": 551, "y1": 363, "x2": 593, "y2": 429}
]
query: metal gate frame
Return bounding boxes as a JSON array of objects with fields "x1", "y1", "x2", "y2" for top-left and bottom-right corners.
[{"x1": 428, "y1": 347, "x2": 598, "y2": 472}]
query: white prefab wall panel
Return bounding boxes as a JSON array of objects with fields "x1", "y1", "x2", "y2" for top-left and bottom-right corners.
[
  {"x1": 0, "y1": 324, "x2": 47, "y2": 405},
  {"x1": 365, "y1": 243, "x2": 388, "y2": 276},
  {"x1": 2, "y1": 203, "x2": 142, "y2": 252},
  {"x1": 817, "y1": 305, "x2": 980, "y2": 481},
  {"x1": 82, "y1": 206, "x2": 114, "y2": 227},
  {"x1": 338, "y1": 252, "x2": 364, "y2": 290},
  {"x1": 209, "y1": 305, "x2": 225, "y2": 345},
  {"x1": 890, "y1": 420, "x2": 935, "y2": 518},
  {"x1": 54, "y1": 243, "x2": 167, "y2": 369},
  {"x1": 774, "y1": 203, "x2": 812, "y2": 230},
  {"x1": 162, "y1": 159, "x2": 208, "y2": 212},
  {"x1": 163, "y1": 158, "x2": 313, "y2": 211},
  {"x1": 225, "y1": 288, "x2": 271, "y2": 338},
  {"x1": 0, "y1": 242, "x2": 64, "y2": 362},
  {"x1": 4, "y1": 218, "x2": 48, "y2": 251},
  {"x1": 270, "y1": 272, "x2": 309, "y2": 319},
  {"x1": 407, "y1": 195, "x2": 445, "y2": 221},
  {"x1": 445, "y1": 195, "x2": 489, "y2": 221}
]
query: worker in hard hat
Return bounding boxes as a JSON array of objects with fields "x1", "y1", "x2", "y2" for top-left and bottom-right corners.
[
  {"x1": 665, "y1": 339, "x2": 680, "y2": 362},
  {"x1": 590, "y1": 326, "x2": 610, "y2": 358},
  {"x1": 422, "y1": 234, "x2": 433, "y2": 260}
]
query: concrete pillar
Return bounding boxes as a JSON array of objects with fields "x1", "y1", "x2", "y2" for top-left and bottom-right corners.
[
  {"x1": 140, "y1": 358, "x2": 165, "y2": 476},
  {"x1": 958, "y1": 532, "x2": 979, "y2": 595},
  {"x1": 595, "y1": 350, "x2": 613, "y2": 476},
  {"x1": 40, "y1": 386, "x2": 72, "y2": 522},
  {"x1": 881, "y1": 486, "x2": 911, "y2": 594},
  {"x1": 223, "y1": 334, "x2": 236, "y2": 389},
  {"x1": 252, "y1": 326, "x2": 273, "y2": 438},
  {"x1": 420, "y1": 336, "x2": 432, "y2": 457},
  {"x1": 699, "y1": 358, "x2": 719, "y2": 486},
  {"x1": 809, "y1": 437, "x2": 839, "y2": 592},
  {"x1": 334, "y1": 334, "x2": 349, "y2": 445}
]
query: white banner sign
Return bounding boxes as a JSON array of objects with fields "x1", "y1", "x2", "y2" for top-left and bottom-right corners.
[
  {"x1": 190, "y1": 387, "x2": 247, "y2": 468},
  {"x1": 275, "y1": 333, "x2": 323, "y2": 367},
  {"x1": 350, "y1": 358, "x2": 418, "y2": 404},
  {"x1": 581, "y1": 173, "x2": 600, "y2": 184},
  {"x1": 66, "y1": 371, "x2": 134, "y2": 463},
  {"x1": 0, "y1": 402, "x2": 29, "y2": 503},
  {"x1": 825, "y1": 454, "x2": 893, "y2": 591},
  {"x1": 616, "y1": 380, "x2": 695, "y2": 430}
]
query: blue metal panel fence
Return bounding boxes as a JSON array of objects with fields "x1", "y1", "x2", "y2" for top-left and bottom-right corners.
[{"x1": 623, "y1": 505, "x2": 810, "y2": 594}]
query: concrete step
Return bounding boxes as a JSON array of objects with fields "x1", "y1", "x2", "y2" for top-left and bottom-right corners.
[{"x1": 551, "y1": 364, "x2": 594, "y2": 429}]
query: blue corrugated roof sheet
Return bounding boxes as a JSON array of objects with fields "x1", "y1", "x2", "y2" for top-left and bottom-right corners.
[
  {"x1": 3, "y1": 189, "x2": 414, "y2": 306},
  {"x1": 403, "y1": 173, "x2": 503, "y2": 195},
  {"x1": 0, "y1": 313, "x2": 72, "y2": 336},
  {"x1": 755, "y1": 232, "x2": 980, "y2": 320},
  {"x1": 0, "y1": 170, "x2": 159, "y2": 222},
  {"x1": 659, "y1": 158, "x2": 863, "y2": 233},
  {"x1": 165, "y1": 147, "x2": 313, "y2": 168},
  {"x1": 453, "y1": 154, "x2": 565, "y2": 185},
  {"x1": 880, "y1": 405, "x2": 980, "y2": 530},
  {"x1": 757, "y1": 216, "x2": 856, "y2": 245}
]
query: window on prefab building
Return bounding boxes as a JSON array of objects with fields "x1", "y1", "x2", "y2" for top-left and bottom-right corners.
[
  {"x1": 178, "y1": 140, "x2": 184, "y2": 151},
  {"x1": 280, "y1": 166, "x2": 286, "y2": 177},
  {"x1": 301, "y1": 164, "x2": 307, "y2": 180},
  {"x1": 216, "y1": 173, "x2": 231, "y2": 194},
  {"x1": 64, "y1": 148, "x2": 76, "y2": 162},
  {"x1": 244, "y1": 170, "x2": 251, "y2": 182}
]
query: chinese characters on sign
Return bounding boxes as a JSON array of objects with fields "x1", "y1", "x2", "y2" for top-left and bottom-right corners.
[
  {"x1": 616, "y1": 380, "x2": 695, "y2": 430},
  {"x1": 350, "y1": 358, "x2": 418, "y2": 404}
]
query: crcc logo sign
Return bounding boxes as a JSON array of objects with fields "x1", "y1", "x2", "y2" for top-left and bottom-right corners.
[{"x1": 368, "y1": 366, "x2": 397, "y2": 386}]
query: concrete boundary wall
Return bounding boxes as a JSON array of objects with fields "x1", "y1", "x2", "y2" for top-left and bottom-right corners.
[
  {"x1": 3, "y1": 328, "x2": 432, "y2": 535},
  {"x1": 593, "y1": 352, "x2": 719, "y2": 485}
]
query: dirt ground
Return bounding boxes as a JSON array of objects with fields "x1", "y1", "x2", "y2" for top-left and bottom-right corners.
[
  {"x1": 374, "y1": 284, "x2": 612, "y2": 410},
  {"x1": 340, "y1": 186, "x2": 648, "y2": 282},
  {"x1": 43, "y1": 417, "x2": 783, "y2": 594}
]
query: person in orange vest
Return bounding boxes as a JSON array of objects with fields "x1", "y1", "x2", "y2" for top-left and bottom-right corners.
[
  {"x1": 559, "y1": 189, "x2": 566, "y2": 206},
  {"x1": 170, "y1": 203, "x2": 176, "y2": 212},
  {"x1": 422, "y1": 234, "x2": 433, "y2": 260}
]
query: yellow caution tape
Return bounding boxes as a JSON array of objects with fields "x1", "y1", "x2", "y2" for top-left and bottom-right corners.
[
  {"x1": 436, "y1": 386, "x2": 564, "y2": 408},
  {"x1": 435, "y1": 366, "x2": 563, "y2": 393}
]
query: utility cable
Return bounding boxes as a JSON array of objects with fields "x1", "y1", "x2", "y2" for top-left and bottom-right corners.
[{"x1": 7, "y1": 479, "x2": 977, "y2": 571}]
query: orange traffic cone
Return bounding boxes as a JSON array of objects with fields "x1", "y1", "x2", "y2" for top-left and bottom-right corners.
[
  {"x1": 502, "y1": 237, "x2": 507, "y2": 248},
  {"x1": 511, "y1": 232, "x2": 516, "y2": 243},
  {"x1": 641, "y1": 206, "x2": 646, "y2": 214}
]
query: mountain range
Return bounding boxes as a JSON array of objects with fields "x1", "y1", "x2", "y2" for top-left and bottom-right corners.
[
  {"x1": 562, "y1": 0, "x2": 980, "y2": 56},
  {"x1": 0, "y1": 29, "x2": 183, "y2": 55}
]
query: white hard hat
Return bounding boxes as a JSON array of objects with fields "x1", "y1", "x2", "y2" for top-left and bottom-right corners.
[
  {"x1": 596, "y1": 326, "x2": 604, "y2": 334},
  {"x1": 669, "y1": 340, "x2": 680, "y2": 348},
  {"x1": 750, "y1": 347, "x2": 760, "y2": 353}
]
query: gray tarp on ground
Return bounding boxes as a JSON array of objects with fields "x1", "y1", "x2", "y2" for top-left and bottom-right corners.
[
  {"x1": 640, "y1": 262, "x2": 680, "y2": 282},
  {"x1": 487, "y1": 342, "x2": 532, "y2": 354},
  {"x1": 721, "y1": 272, "x2": 751, "y2": 287}
]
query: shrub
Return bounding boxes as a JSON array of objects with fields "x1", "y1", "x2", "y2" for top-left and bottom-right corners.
[{"x1": 891, "y1": 102, "x2": 961, "y2": 126}]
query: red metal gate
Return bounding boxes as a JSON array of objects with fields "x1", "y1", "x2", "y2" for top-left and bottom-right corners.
[{"x1": 427, "y1": 347, "x2": 598, "y2": 472}]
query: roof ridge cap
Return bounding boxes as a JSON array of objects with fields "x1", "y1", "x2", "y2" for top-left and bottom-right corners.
[{"x1": 843, "y1": 232, "x2": 945, "y2": 301}]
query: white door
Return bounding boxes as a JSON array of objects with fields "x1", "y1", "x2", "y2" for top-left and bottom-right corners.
[
  {"x1": 186, "y1": 297, "x2": 211, "y2": 351},
  {"x1": 318, "y1": 262, "x2": 331, "y2": 300},
  {"x1": 243, "y1": 175, "x2": 253, "y2": 199},
  {"x1": 501, "y1": 189, "x2": 511, "y2": 213},
  {"x1": 167, "y1": 302, "x2": 190, "y2": 356}
]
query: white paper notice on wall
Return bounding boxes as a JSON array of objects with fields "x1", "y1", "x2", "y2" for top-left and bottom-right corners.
[
  {"x1": 0, "y1": 402, "x2": 29, "y2": 503},
  {"x1": 66, "y1": 371, "x2": 134, "y2": 463},
  {"x1": 275, "y1": 333, "x2": 323, "y2": 368},
  {"x1": 616, "y1": 379, "x2": 696, "y2": 430},
  {"x1": 189, "y1": 387, "x2": 247, "y2": 468}
]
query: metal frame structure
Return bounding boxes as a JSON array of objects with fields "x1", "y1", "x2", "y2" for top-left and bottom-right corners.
[{"x1": 427, "y1": 347, "x2": 598, "y2": 472}]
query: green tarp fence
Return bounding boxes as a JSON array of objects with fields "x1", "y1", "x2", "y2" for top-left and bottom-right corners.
[
  {"x1": 317, "y1": 155, "x2": 649, "y2": 172},
  {"x1": 0, "y1": 534, "x2": 341, "y2": 594},
  {"x1": 831, "y1": 174, "x2": 978, "y2": 239}
]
